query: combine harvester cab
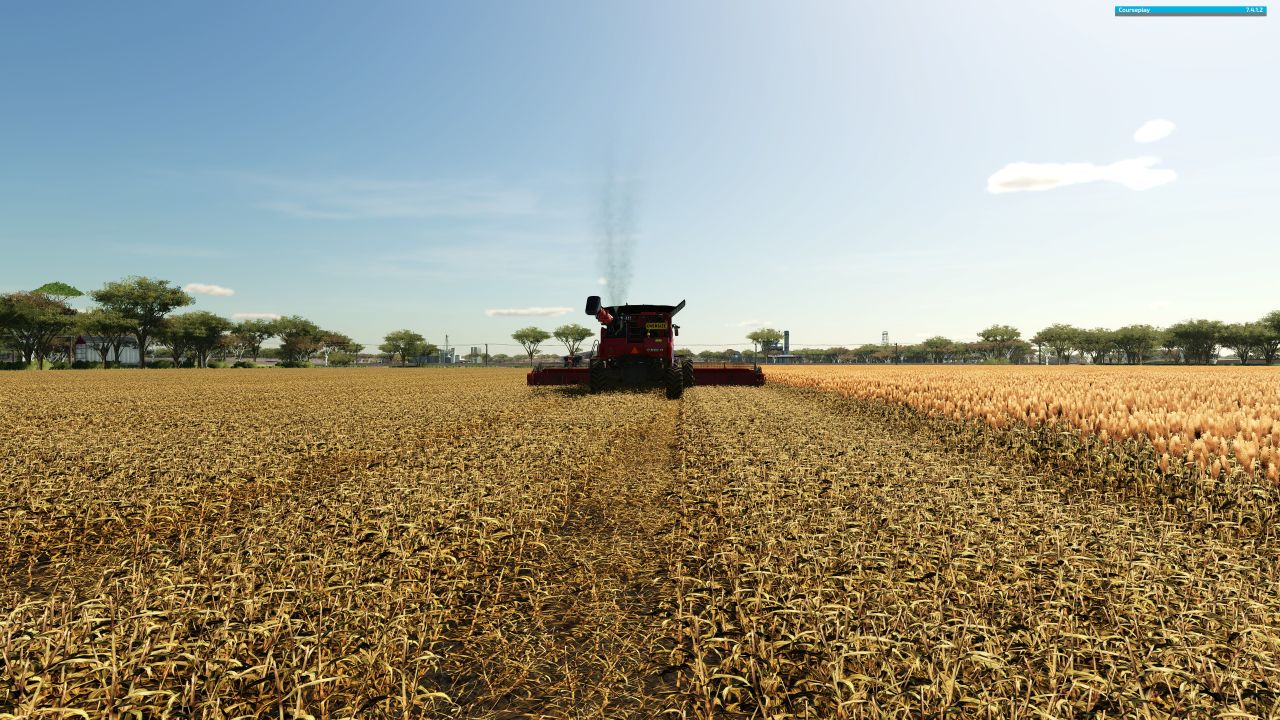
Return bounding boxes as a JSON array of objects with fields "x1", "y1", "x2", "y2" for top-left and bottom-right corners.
[{"x1": 527, "y1": 295, "x2": 764, "y2": 398}]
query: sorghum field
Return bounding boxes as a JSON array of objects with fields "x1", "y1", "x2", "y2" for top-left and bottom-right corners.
[{"x1": 2, "y1": 367, "x2": 1279, "y2": 719}]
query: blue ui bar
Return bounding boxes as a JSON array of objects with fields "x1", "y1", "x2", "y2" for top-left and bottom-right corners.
[{"x1": 1115, "y1": 5, "x2": 1266, "y2": 15}]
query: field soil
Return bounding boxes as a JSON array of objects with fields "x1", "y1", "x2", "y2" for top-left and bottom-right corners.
[{"x1": 2, "y1": 369, "x2": 1277, "y2": 719}]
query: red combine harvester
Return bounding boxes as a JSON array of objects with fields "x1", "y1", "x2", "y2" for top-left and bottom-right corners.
[{"x1": 527, "y1": 295, "x2": 765, "y2": 398}]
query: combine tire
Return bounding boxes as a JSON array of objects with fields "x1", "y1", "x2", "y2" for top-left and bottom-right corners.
[
  {"x1": 682, "y1": 359, "x2": 694, "y2": 388},
  {"x1": 665, "y1": 365, "x2": 684, "y2": 400},
  {"x1": 589, "y1": 363, "x2": 606, "y2": 394}
]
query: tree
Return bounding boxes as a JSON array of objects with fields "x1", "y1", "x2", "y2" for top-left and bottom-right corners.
[
  {"x1": 272, "y1": 315, "x2": 325, "y2": 365},
  {"x1": 1075, "y1": 328, "x2": 1116, "y2": 364},
  {"x1": 90, "y1": 277, "x2": 194, "y2": 369},
  {"x1": 850, "y1": 344, "x2": 881, "y2": 363},
  {"x1": 1111, "y1": 324, "x2": 1161, "y2": 365},
  {"x1": 35, "y1": 282, "x2": 84, "y2": 364},
  {"x1": 232, "y1": 319, "x2": 276, "y2": 363},
  {"x1": 512, "y1": 327, "x2": 551, "y2": 367},
  {"x1": 187, "y1": 312, "x2": 234, "y2": 368},
  {"x1": 977, "y1": 324, "x2": 1022, "y2": 362},
  {"x1": 1006, "y1": 339, "x2": 1033, "y2": 364},
  {"x1": 320, "y1": 332, "x2": 362, "y2": 363},
  {"x1": 380, "y1": 329, "x2": 429, "y2": 366},
  {"x1": 1166, "y1": 319, "x2": 1226, "y2": 365},
  {"x1": 1258, "y1": 327, "x2": 1280, "y2": 366},
  {"x1": 920, "y1": 336, "x2": 955, "y2": 363},
  {"x1": 215, "y1": 334, "x2": 239, "y2": 362},
  {"x1": 1159, "y1": 330, "x2": 1181, "y2": 364},
  {"x1": 1221, "y1": 322, "x2": 1269, "y2": 366},
  {"x1": 0, "y1": 292, "x2": 77, "y2": 369},
  {"x1": 553, "y1": 323, "x2": 594, "y2": 357},
  {"x1": 328, "y1": 352, "x2": 356, "y2": 367},
  {"x1": 161, "y1": 312, "x2": 233, "y2": 368},
  {"x1": 746, "y1": 328, "x2": 785, "y2": 357},
  {"x1": 1031, "y1": 324, "x2": 1080, "y2": 364},
  {"x1": 158, "y1": 319, "x2": 194, "y2": 366},
  {"x1": 1259, "y1": 311, "x2": 1280, "y2": 365},
  {"x1": 77, "y1": 308, "x2": 135, "y2": 368}
]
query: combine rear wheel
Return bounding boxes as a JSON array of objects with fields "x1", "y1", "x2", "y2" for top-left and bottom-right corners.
[
  {"x1": 682, "y1": 359, "x2": 694, "y2": 388},
  {"x1": 665, "y1": 364, "x2": 684, "y2": 400}
]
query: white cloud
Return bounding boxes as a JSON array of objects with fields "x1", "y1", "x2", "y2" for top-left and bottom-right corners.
[
  {"x1": 730, "y1": 319, "x2": 774, "y2": 328},
  {"x1": 987, "y1": 157, "x2": 1176, "y2": 194},
  {"x1": 1133, "y1": 119, "x2": 1176, "y2": 143},
  {"x1": 250, "y1": 176, "x2": 539, "y2": 220},
  {"x1": 233, "y1": 312, "x2": 281, "y2": 320},
  {"x1": 485, "y1": 307, "x2": 573, "y2": 317},
  {"x1": 185, "y1": 283, "x2": 235, "y2": 297},
  {"x1": 597, "y1": 276, "x2": 608, "y2": 286}
]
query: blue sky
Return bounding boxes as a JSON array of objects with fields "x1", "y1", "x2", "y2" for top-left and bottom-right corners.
[{"x1": 2, "y1": 2, "x2": 1276, "y2": 352}]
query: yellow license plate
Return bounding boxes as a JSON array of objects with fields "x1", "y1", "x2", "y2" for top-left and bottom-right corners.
[{"x1": 646, "y1": 322, "x2": 668, "y2": 330}]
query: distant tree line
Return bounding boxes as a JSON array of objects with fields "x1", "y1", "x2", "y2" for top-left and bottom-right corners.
[
  {"x1": 735, "y1": 314, "x2": 1280, "y2": 365},
  {"x1": 507, "y1": 324, "x2": 593, "y2": 366},
  {"x1": 0, "y1": 277, "x2": 360, "y2": 369},
  {"x1": 7, "y1": 278, "x2": 1278, "y2": 369}
]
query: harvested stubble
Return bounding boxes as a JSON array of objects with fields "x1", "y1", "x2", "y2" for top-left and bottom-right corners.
[
  {"x1": 1, "y1": 369, "x2": 681, "y2": 718},
  {"x1": 3, "y1": 368, "x2": 1279, "y2": 718}
]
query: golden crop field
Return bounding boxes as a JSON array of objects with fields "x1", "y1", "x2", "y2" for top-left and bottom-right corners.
[
  {"x1": 2, "y1": 367, "x2": 1279, "y2": 718},
  {"x1": 771, "y1": 365, "x2": 1280, "y2": 484}
]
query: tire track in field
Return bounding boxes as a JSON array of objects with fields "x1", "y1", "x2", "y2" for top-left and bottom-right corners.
[{"x1": 664, "y1": 384, "x2": 1280, "y2": 718}]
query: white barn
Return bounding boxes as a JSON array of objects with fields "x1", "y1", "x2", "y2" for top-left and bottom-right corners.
[{"x1": 74, "y1": 336, "x2": 141, "y2": 366}]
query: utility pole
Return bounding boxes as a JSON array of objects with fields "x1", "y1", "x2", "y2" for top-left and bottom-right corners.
[
  {"x1": 485, "y1": 343, "x2": 489, "y2": 365},
  {"x1": 444, "y1": 334, "x2": 448, "y2": 365}
]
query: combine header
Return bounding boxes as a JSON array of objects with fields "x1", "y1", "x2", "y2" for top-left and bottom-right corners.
[{"x1": 527, "y1": 295, "x2": 765, "y2": 398}]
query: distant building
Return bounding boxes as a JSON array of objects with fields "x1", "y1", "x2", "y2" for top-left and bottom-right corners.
[{"x1": 73, "y1": 337, "x2": 140, "y2": 365}]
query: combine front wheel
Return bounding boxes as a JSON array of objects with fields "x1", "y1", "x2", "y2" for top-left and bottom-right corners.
[
  {"x1": 589, "y1": 363, "x2": 606, "y2": 394},
  {"x1": 665, "y1": 364, "x2": 685, "y2": 400},
  {"x1": 682, "y1": 359, "x2": 694, "y2": 388}
]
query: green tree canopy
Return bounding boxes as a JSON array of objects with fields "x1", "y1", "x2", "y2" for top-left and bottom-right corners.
[
  {"x1": 272, "y1": 315, "x2": 325, "y2": 365},
  {"x1": 380, "y1": 329, "x2": 428, "y2": 365},
  {"x1": 1263, "y1": 310, "x2": 1280, "y2": 334},
  {"x1": 90, "y1": 277, "x2": 194, "y2": 368},
  {"x1": 164, "y1": 311, "x2": 234, "y2": 368},
  {"x1": 920, "y1": 336, "x2": 955, "y2": 363},
  {"x1": 0, "y1": 291, "x2": 77, "y2": 369},
  {"x1": 34, "y1": 282, "x2": 84, "y2": 302},
  {"x1": 512, "y1": 327, "x2": 551, "y2": 366},
  {"x1": 1259, "y1": 311, "x2": 1280, "y2": 365},
  {"x1": 1031, "y1": 324, "x2": 1080, "y2": 364},
  {"x1": 746, "y1": 328, "x2": 785, "y2": 355},
  {"x1": 1166, "y1": 319, "x2": 1226, "y2": 365},
  {"x1": 231, "y1": 319, "x2": 277, "y2": 363},
  {"x1": 1111, "y1": 324, "x2": 1161, "y2": 365},
  {"x1": 553, "y1": 323, "x2": 594, "y2": 356},
  {"x1": 34, "y1": 283, "x2": 85, "y2": 365},
  {"x1": 1221, "y1": 322, "x2": 1270, "y2": 366},
  {"x1": 1075, "y1": 328, "x2": 1116, "y2": 364},
  {"x1": 321, "y1": 332, "x2": 363, "y2": 357},
  {"x1": 977, "y1": 324, "x2": 1022, "y2": 362}
]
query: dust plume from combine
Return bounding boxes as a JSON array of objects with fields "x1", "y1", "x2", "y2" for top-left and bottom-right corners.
[{"x1": 595, "y1": 163, "x2": 638, "y2": 305}]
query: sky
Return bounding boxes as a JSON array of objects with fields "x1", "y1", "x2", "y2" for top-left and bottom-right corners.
[{"x1": 1, "y1": 2, "x2": 1277, "y2": 353}]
